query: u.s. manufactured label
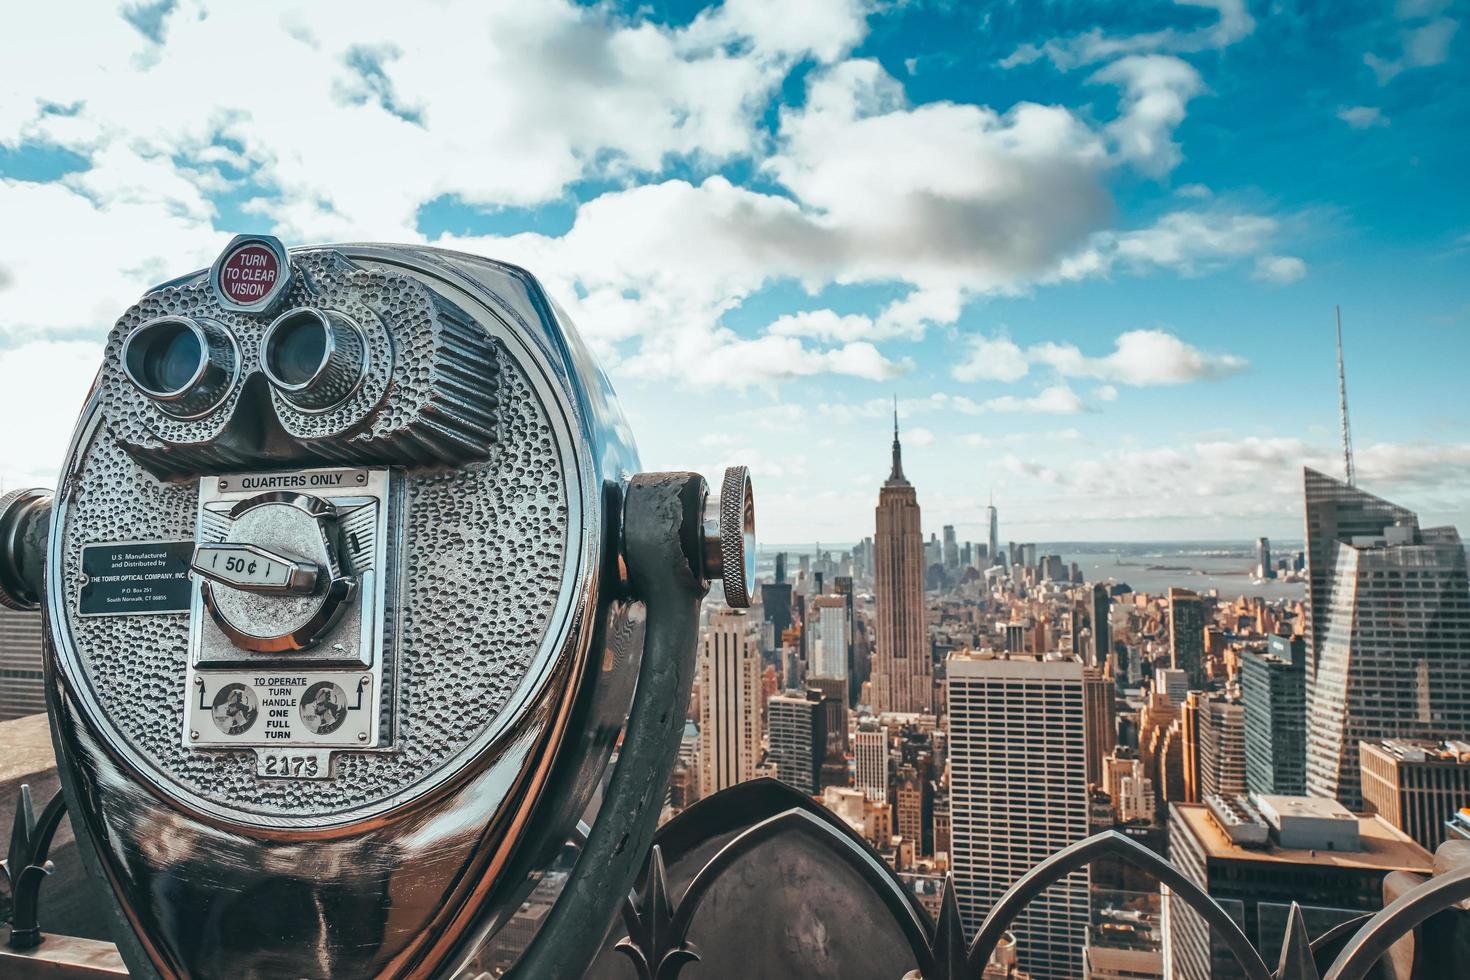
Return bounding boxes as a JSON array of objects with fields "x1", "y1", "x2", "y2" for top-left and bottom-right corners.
[{"x1": 78, "y1": 541, "x2": 194, "y2": 616}]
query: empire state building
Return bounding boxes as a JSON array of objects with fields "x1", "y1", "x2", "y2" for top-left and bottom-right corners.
[{"x1": 872, "y1": 408, "x2": 931, "y2": 714}]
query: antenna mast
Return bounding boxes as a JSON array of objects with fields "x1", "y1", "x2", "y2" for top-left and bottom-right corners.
[{"x1": 1336, "y1": 305, "x2": 1356, "y2": 486}]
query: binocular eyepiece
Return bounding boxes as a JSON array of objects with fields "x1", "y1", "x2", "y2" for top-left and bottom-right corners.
[
  {"x1": 122, "y1": 305, "x2": 370, "y2": 418},
  {"x1": 259, "y1": 307, "x2": 367, "y2": 411},
  {"x1": 1, "y1": 234, "x2": 754, "y2": 980},
  {"x1": 121, "y1": 315, "x2": 238, "y2": 418}
]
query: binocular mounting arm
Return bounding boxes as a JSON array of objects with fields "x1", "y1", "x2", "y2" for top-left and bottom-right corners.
[{"x1": 507, "y1": 470, "x2": 714, "y2": 980}]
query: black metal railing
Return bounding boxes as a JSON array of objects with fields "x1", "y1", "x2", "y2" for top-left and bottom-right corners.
[
  {"x1": 1, "y1": 784, "x2": 67, "y2": 951},
  {"x1": 6, "y1": 778, "x2": 1470, "y2": 978},
  {"x1": 605, "y1": 779, "x2": 1470, "y2": 980}
]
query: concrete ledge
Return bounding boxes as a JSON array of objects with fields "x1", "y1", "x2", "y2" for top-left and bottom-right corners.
[{"x1": 0, "y1": 936, "x2": 128, "y2": 978}]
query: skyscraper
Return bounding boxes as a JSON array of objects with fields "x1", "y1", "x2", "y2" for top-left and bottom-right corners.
[
  {"x1": 1195, "y1": 696, "x2": 1247, "y2": 800},
  {"x1": 697, "y1": 609, "x2": 763, "y2": 795},
  {"x1": 809, "y1": 595, "x2": 850, "y2": 680},
  {"x1": 759, "y1": 584, "x2": 792, "y2": 652},
  {"x1": 1255, "y1": 536, "x2": 1274, "y2": 579},
  {"x1": 1165, "y1": 796, "x2": 1431, "y2": 980},
  {"x1": 854, "y1": 722, "x2": 889, "y2": 803},
  {"x1": 894, "y1": 762, "x2": 930, "y2": 860},
  {"x1": 1302, "y1": 468, "x2": 1470, "y2": 809},
  {"x1": 1168, "y1": 587, "x2": 1206, "y2": 690},
  {"x1": 948, "y1": 652, "x2": 1089, "y2": 978},
  {"x1": 1090, "y1": 583, "x2": 1111, "y2": 669},
  {"x1": 987, "y1": 495, "x2": 999, "y2": 568},
  {"x1": 805, "y1": 674, "x2": 849, "y2": 786},
  {"x1": 767, "y1": 689, "x2": 826, "y2": 796},
  {"x1": 1240, "y1": 635, "x2": 1306, "y2": 796},
  {"x1": 942, "y1": 524, "x2": 959, "y2": 572},
  {"x1": 872, "y1": 407, "x2": 931, "y2": 714},
  {"x1": 1084, "y1": 665, "x2": 1116, "y2": 788},
  {"x1": 0, "y1": 607, "x2": 46, "y2": 721},
  {"x1": 1360, "y1": 739, "x2": 1470, "y2": 852}
]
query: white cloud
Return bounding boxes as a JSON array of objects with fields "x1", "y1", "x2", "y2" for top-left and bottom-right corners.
[
  {"x1": 980, "y1": 384, "x2": 1088, "y2": 415},
  {"x1": 947, "y1": 328, "x2": 1248, "y2": 390},
  {"x1": 0, "y1": 340, "x2": 102, "y2": 488},
  {"x1": 763, "y1": 287, "x2": 964, "y2": 344},
  {"x1": 757, "y1": 58, "x2": 1113, "y2": 289},
  {"x1": 992, "y1": 436, "x2": 1470, "y2": 531},
  {"x1": 1253, "y1": 254, "x2": 1307, "y2": 284},
  {"x1": 0, "y1": 0, "x2": 870, "y2": 342},
  {"x1": 766, "y1": 309, "x2": 876, "y2": 343},
  {"x1": 1114, "y1": 211, "x2": 1278, "y2": 273},
  {"x1": 1057, "y1": 209, "x2": 1279, "y2": 281},
  {"x1": 621, "y1": 331, "x2": 909, "y2": 388},
  {"x1": 951, "y1": 334, "x2": 1030, "y2": 383},
  {"x1": 1045, "y1": 207, "x2": 1280, "y2": 282},
  {"x1": 874, "y1": 287, "x2": 964, "y2": 340},
  {"x1": 1, "y1": 4, "x2": 1292, "y2": 401},
  {"x1": 1337, "y1": 105, "x2": 1389, "y2": 129},
  {"x1": 1365, "y1": 15, "x2": 1460, "y2": 84},
  {"x1": 433, "y1": 54, "x2": 1272, "y2": 385},
  {"x1": 905, "y1": 427, "x2": 936, "y2": 447},
  {"x1": 1091, "y1": 56, "x2": 1204, "y2": 177},
  {"x1": 963, "y1": 428, "x2": 1082, "y2": 448},
  {"x1": 1029, "y1": 329, "x2": 1248, "y2": 385},
  {"x1": 1001, "y1": 0, "x2": 1254, "y2": 70},
  {"x1": 1001, "y1": 454, "x2": 1070, "y2": 484},
  {"x1": 817, "y1": 393, "x2": 952, "y2": 423}
]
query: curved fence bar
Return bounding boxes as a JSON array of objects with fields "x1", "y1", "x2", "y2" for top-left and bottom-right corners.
[
  {"x1": 1307, "y1": 911, "x2": 1373, "y2": 972},
  {"x1": 966, "y1": 829, "x2": 1273, "y2": 980},
  {"x1": 669, "y1": 807, "x2": 935, "y2": 974},
  {"x1": 1324, "y1": 862, "x2": 1470, "y2": 980}
]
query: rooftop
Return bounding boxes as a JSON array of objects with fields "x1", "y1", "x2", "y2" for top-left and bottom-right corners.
[
  {"x1": 946, "y1": 649, "x2": 1083, "y2": 678},
  {"x1": 1255, "y1": 795, "x2": 1355, "y2": 822},
  {"x1": 1362, "y1": 738, "x2": 1470, "y2": 764},
  {"x1": 1173, "y1": 802, "x2": 1432, "y2": 873}
]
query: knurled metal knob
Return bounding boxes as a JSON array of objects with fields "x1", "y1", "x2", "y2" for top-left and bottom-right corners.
[
  {"x1": 702, "y1": 466, "x2": 755, "y2": 607},
  {"x1": 193, "y1": 491, "x2": 354, "y2": 652}
]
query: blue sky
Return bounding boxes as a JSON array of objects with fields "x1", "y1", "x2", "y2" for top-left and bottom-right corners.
[{"x1": 1, "y1": 0, "x2": 1466, "y2": 543}]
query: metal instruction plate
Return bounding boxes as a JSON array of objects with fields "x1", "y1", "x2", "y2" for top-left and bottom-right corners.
[
  {"x1": 185, "y1": 670, "x2": 377, "y2": 748},
  {"x1": 78, "y1": 541, "x2": 194, "y2": 617},
  {"x1": 214, "y1": 468, "x2": 370, "y2": 495}
]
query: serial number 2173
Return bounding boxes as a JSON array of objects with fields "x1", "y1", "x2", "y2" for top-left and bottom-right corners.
[{"x1": 256, "y1": 750, "x2": 331, "y2": 779}]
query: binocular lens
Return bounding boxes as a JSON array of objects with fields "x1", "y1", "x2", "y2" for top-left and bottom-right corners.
[
  {"x1": 143, "y1": 326, "x2": 202, "y2": 393},
  {"x1": 266, "y1": 311, "x2": 330, "y2": 387},
  {"x1": 121, "y1": 316, "x2": 236, "y2": 417},
  {"x1": 126, "y1": 319, "x2": 204, "y2": 396},
  {"x1": 261, "y1": 308, "x2": 365, "y2": 411}
]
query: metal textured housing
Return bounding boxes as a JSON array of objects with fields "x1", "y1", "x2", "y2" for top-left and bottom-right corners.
[{"x1": 44, "y1": 246, "x2": 642, "y2": 978}]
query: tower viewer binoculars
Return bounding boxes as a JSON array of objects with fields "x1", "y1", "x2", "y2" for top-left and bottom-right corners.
[{"x1": 0, "y1": 234, "x2": 755, "y2": 979}]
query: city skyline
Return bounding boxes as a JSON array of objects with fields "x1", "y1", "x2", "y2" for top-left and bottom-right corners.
[
  {"x1": 2, "y1": 4, "x2": 1468, "y2": 977},
  {"x1": 2, "y1": 1, "x2": 1468, "y2": 544}
]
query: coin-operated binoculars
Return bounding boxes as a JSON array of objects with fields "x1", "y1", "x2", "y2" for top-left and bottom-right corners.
[{"x1": 0, "y1": 236, "x2": 754, "y2": 979}]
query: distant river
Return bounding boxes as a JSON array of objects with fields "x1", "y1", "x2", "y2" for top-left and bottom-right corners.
[{"x1": 1064, "y1": 549, "x2": 1305, "y2": 601}]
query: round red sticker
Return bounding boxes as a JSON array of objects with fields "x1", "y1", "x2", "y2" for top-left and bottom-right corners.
[{"x1": 218, "y1": 243, "x2": 281, "y2": 306}]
